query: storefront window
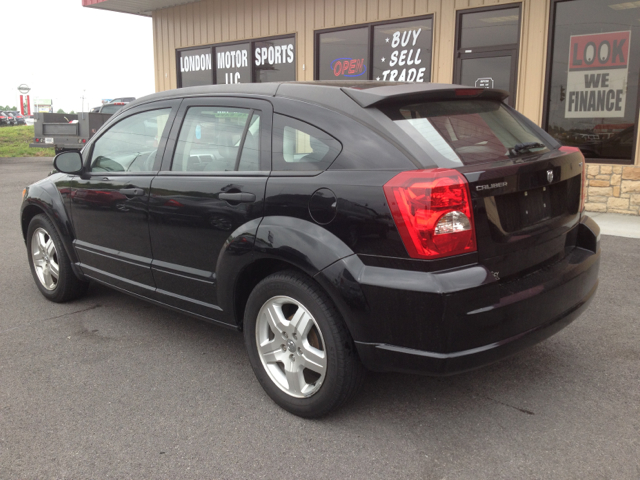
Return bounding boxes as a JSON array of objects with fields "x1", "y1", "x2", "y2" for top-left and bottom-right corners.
[
  {"x1": 317, "y1": 28, "x2": 369, "y2": 80},
  {"x1": 545, "y1": 0, "x2": 640, "y2": 163},
  {"x1": 177, "y1": 35, "x2": 296, "y2": 87},
  {"x1": 178, "y1": 47, "x2": 214, "y2": 87},
  {"x1": 372, "y1": 18, "x2": 432, "y2": 82},
  {"x1": 454, "y1": 6, "x2": 520, "y2": 106},
  {"x1": 215, "y1": 43, "x2": 251, "y2": 85},
  {"x1": 254, "y1": 36, "x2": 296, "y2": 83},
  {"x1": 316, "y1": 16, "x2": 433, "y2": 82},
  {"x1": 459, "y1": 8, "x2": 519, "y2": 49}
]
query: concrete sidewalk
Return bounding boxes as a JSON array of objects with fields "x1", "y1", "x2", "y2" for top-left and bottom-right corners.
[{"x1": 588, "y1": 212, "x2": 640, "y2": 239}]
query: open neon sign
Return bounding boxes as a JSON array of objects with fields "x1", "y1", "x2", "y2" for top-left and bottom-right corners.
[{"x1": 330, "y1": 58, "x2": 367, "y2": 77}]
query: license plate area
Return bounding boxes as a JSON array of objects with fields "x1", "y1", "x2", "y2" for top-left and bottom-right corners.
[
  {"x1": 494, "y1": 176, "x2": 580, "y2": 233},
  {"x1": 44, "y1": 137, "x2": 54, "y2": 144}
]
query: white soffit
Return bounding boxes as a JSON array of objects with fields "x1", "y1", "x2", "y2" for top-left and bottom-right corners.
[{"x1": 83, "y1": 0, "x2": 199, "y2": 17}]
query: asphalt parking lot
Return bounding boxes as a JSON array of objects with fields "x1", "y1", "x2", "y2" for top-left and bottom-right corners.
[{"x1": 1, "y1": 156, "x2": 639, "y2": 479}]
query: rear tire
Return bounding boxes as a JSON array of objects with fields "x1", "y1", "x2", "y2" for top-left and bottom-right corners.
[
  {"x1": 26, "y1": 214, "x2": 89, "y2": 303},
  {"x1": 244, "y1": 270, "x2": 365, "y2": 418}
]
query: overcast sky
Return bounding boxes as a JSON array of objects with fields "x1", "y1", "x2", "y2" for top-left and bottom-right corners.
[{"x1": 1, "y1": 0, "x2": 155, "y2": 113}]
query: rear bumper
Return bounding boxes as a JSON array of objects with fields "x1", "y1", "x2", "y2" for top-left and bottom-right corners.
[
  {"x1": 29, "y1": 143, "x2": 82, "y2": 150},
  {"x1": 318, "y1": 216, "x2": 600, "y2": 375},
  {"x1": 355, "y1": 279, "x2": 596, "y2": 375}
]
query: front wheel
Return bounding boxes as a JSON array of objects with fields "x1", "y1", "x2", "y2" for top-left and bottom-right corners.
[
  {"x1": 244, "y1": 271, "x2": 365, "y2": 418},
  {"x1": 26, "y1": 214, "x2": 89, "y2": 302}
]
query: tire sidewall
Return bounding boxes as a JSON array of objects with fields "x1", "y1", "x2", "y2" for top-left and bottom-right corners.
[
  {"x1": 26, "y1": 215, "x2": 69, "y2": 302},
  {"x1": 244, "y1": 273, "x2": 345, "y2": 417}
]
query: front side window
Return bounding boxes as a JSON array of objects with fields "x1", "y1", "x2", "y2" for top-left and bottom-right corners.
[
  {"x1": 272, "y1": 114, "x2": 342, "y2": 171},
  {"x1": 171, "y1": 107, "x2": 262, "y2": 172},
  {"x1": 90, "y1": 109, "x2": 171, "y2": 173},
  {"x1": 545, "y1": 0, "x2": 639, "y2": 163}
]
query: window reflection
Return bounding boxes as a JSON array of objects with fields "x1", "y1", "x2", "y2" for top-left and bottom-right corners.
[{"x1": 546, "y1": 0, "x2": 639, "y2": 163}]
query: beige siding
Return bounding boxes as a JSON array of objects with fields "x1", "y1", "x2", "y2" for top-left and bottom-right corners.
[{"x1": 151, "y1": 0, "x2": 638, "y2": 167}]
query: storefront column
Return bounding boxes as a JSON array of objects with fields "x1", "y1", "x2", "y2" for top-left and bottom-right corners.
[{"x1": 515, "y1": 0, "x2": 550, "y2": 125}]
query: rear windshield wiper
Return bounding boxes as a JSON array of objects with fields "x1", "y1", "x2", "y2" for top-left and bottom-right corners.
[{"x1": 509, "y1": 142, "x2": 547, "y2": 157}]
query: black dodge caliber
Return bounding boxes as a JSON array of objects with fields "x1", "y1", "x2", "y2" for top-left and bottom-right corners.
[{"x1": 20, "y1": 82, "x2": 600, "y2": 417}]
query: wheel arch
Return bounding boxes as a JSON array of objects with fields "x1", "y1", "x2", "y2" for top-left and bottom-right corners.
[
  {"x1": 217, "y1": 216, "x2": 364, "y2": 336},
  {"x1": 21, "y1": 186, "x2": 84, "y2": 280}
]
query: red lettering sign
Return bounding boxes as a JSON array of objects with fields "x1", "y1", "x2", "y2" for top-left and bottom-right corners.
[
  {"x1": 330, "y1": 58, "x2": 367, "y2": 77},
  {"x1": 569, "y1": 31, "x2": 630, "y2": 71}
]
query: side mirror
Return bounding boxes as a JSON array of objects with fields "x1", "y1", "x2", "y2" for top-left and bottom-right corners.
[{"x1": 53, "y1": 151, "x2": 83, "y2": 174}]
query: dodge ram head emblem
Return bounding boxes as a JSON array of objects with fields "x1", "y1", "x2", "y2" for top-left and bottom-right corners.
[{"x1": 547, "y1": 170, "x2": 554, "y2": 183}]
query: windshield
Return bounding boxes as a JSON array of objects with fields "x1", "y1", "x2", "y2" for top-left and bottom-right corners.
[{"x1": 383, "y1": 100, "x2": 549, "y2": 166}]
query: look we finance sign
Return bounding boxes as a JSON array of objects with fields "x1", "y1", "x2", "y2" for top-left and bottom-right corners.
[{"x1": 565, "y1": 31, "x2": 631, "y2": 118}]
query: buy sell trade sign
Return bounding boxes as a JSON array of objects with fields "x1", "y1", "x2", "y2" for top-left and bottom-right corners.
[{"x1": 565, "y1": 31, "x2": 631, "y2": 119}]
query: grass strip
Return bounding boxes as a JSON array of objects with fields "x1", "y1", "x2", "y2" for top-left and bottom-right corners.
[{"x1": 0, "y1": 126, "x2": 55, "y2": 157}]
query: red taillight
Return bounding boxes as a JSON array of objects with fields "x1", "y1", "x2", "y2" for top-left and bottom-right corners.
[
  {"x1": 384, "y1": 169, "x2": 477, "y2": 259},
  {"x1": 560, "y1": 146, "x2": 586, "y2": 212}
]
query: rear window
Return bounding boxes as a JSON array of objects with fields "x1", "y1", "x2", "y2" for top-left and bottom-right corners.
[{"x1": 383, "y1": 100, "x2": 549, "y2": 166}]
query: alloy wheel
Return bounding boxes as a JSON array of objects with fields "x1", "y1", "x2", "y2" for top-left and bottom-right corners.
[
  {"x1": 31, "y1": 227, "x2": 59, "y2": 291},
  {"x1": 255, "y1": 295, "x2": 327, "y2": 398}
]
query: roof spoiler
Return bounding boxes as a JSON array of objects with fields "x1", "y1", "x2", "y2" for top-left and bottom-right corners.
[{"x1": 341, "y1": 83, "x2": 509, "y2": 108}]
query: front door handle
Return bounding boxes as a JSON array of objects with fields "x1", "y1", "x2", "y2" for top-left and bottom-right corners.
[
  {"x1": 219, "y1": 192, "x2": 256, "y2": 203},
  {"x1": 119, "y1": 188, "x2": 145, "y2": 196}
]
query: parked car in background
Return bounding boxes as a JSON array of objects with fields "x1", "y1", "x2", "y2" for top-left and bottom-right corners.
[
  {"x1": 578, "y1": 126, "x2": 635, "y2": 161},
  {"x1": 97, "y1": 102, "x2": 131, "y2": 114},
  {"x1": 8, "y1": 111, "x2": 27, "y2": 125},
  {"x1": 109, "y1": 97, "x2": 136, "y2": 103},
  {"x1": 20, "y1": 82, "x2": 600, "y2": 418},
  {"x1": 91, "y1": 98, "x2": 136, "y2": 114},
  {"x1": 4, "y1": 112, "x2": 17, "y2": 126},
  {"x1": 0, "y1": 112, "x2": 10, "y2": 126}
]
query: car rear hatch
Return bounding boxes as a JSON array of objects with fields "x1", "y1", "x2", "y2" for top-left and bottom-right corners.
[
  {"x1": 460, "y1": 148, "x2": 583, "y2": 280},
  {"x1": 346, "y1": 85, "x2": 585, "y2": 277}
]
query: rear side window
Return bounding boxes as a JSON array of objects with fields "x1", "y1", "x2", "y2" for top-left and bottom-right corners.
[
  {"x1": 272, "y1": 114, "x2": 342, "y2": 171},
  {"x1": 384, "y1": 100, "x2": 549, "y2": 166},
  {"x1": 172, "y1": 107, "x2": 262, "y2": 172}
]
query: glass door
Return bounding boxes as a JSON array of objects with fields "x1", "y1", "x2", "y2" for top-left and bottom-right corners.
[{"x1": 454, "y1": 5, "x2": 521, "y2": 106}]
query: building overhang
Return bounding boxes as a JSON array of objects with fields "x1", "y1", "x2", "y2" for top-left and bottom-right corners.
[{"x1": 81, "y1": 0, "x2": 197, "y2": 17}]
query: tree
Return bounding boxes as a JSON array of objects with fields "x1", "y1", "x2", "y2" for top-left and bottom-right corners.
[
  {"x1": 56, "y1": 108, "x2": 66, "y2": 114},
  {"x1": 69, "y1": 111, "x2": 75, "y2": 114}
]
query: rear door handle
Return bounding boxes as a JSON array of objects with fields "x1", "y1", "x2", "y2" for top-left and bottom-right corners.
[
  {"x1": 219, "y1": 192, "x2": 256, "y2": 203},
  {"x1": 119, "y1": 188, "x2": 145, "y2": 196}
]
